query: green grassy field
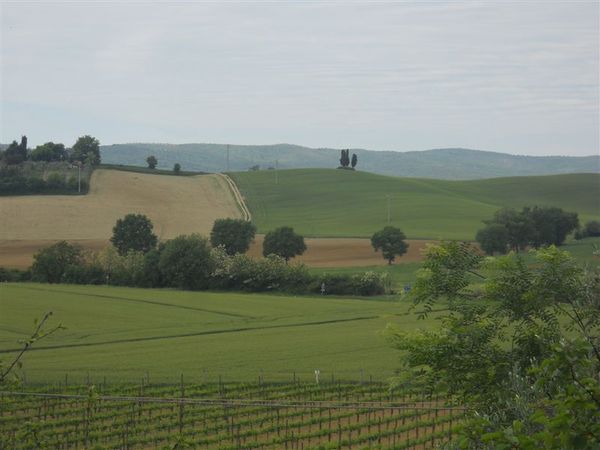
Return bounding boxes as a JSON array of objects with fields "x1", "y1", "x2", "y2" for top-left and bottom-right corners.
[
  {"x1": 230, "y1": 169, "x2": 600, "y2": 240},
  {"x1": 0, "y1": 283, "x2": 445, "y2": 384}
]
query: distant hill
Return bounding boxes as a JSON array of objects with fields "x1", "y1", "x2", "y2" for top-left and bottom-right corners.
[
  {"x1": 100, "y1": 143, "x2": 599, "y2": 180},
  {"x1": 231, "y1": 169, "x2": 600, "y2": 239}
]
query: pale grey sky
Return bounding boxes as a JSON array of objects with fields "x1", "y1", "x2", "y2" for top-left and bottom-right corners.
[{"x1": 1, "y1": 1, "x2": 598, "y2": 156}]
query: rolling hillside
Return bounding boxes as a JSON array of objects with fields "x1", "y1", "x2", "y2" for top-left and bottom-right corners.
[
  {"x1": 0, "y1": 169, "x2": 242, "y2": 268},
  {"x1": 100, "y1": 143, "x2": 599, "y2": 180},
  {"x1": 231, "y1": 169, "x2": 600, "y2": 240}
]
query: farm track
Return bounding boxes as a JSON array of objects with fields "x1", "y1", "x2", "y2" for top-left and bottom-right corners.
[
  {"x1": 7, "y1": 284, "x2": 256, "y2": 319},
  {"x1": 217, "y1": 173, "x2": 252, "y2": 221}
]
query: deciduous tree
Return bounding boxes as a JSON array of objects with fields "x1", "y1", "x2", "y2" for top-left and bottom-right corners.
[
  {"x1": 146, "y1": 155, "x2": 158, "y2": 169},
  {"x1": 262, "y1": 226, "x2": 306, "y2": 263},
  {"x1": 31, "y1": 241, "x2": 83, "y2": 283},
  {"x1": 210, "y1": 218, "x2": 256, "y2": 255},
  {"x1": 371, "y1": 226, "x2": 409, "y2": 264},
  {"x1": 159, "y1": 234, "x2": 214, "y2": 290},
  {"x1": 110, "y1": 214, "x2": 158, "y2": 255},
  {"x1": 71, "y1": 135, "x2": 100, "y2": 165}
]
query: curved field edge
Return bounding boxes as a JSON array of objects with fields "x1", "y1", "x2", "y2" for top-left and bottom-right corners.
[{"x1": 229, "y1": 169, "x2": 600, "y2": 240}]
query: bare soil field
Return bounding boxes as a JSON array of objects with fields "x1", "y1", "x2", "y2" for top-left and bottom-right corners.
[
  {"x1": 247, "y1": 236, "x2": 430, "y2": 267},
  {"x1": 0, "y1": 169, "x2": 241, "y2": 267}
]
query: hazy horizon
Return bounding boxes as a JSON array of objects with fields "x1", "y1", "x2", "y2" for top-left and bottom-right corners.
[{"x1": 1, "y1": 2, "x2": 598, "y2": 156}]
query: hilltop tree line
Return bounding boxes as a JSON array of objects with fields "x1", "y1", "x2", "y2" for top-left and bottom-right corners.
[
  {"x1": 1, "y1": 135, "x2": 101, "y2": 165},
  {"x1": 338, "y1": 149, "x2": 358, "y2": 170},
  {"x1": 0, "y1": 135, "x2": 101, "y2": 195},
  {"x1": 9, "y1": 215, "x2": 390, "y2": 296}
]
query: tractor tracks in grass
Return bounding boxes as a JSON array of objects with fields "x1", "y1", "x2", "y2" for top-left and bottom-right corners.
[
  {"x1": 8, "y1": 284, "x2": 255, "y2": 319},
  {"x1": 0, "y1": 315, "x2": 380, "y2": 354}
]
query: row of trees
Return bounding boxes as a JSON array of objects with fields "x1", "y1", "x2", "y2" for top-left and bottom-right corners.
[
  {"x1": 27, "y1": 214, "x2": 391, "y2": 295},
  {"x1": 1, "y1": 135, "x2": 101, "y2": 166},
  {"x1": 145, "y1": 155, "x2": 182, "y2": 173},
  {"x1": 338, "y1": 149, "x2": 358, "y2": 170},
  {"x1": 476, "y1": 206, "x2": 580, "y2": 255}
]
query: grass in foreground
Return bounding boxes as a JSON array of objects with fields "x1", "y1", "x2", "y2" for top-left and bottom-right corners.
[{"x1": 0, "y1": 284, "x2": 444, "y2": 384}]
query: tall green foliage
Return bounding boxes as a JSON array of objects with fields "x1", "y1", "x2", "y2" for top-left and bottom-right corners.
[
  {"x1": 110, "y1": 214, "x2": 158, "y2": 255},
  {"x1": 476, "y1": 206, "x2": 579, "y2": 254},
  {"x1": 31, "y1": 241, "x2": 83, "y2": 283},
  {"x1": 262, "y1": 226, "x2": 307, "y2": 262},
  {"x1": 371, "y1": 226, "x2": 409, "y2": 264},
  {"x1": 210, "y1": 218, "x2": 256, "y2": 255},
  {"x1": 159, "y1": 234, "x2": 214, "y2": 290},
  {"x1": 387, "y1": 242, "x2": 600, "y2": 448},
  {"x1": 71, "y1": 135, "x2": 100, "y2": 165}
]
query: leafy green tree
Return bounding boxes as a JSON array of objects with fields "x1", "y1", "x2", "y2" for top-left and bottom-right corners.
[
  {"x1": 487, "y1": 207, "x2": 535, "y2": 252},
  {"x1": 173, "y1": 163, "x2": 181, "y2": 174},
  {"x1": 387, "y1": 242, "x2": 600, "y2": 448},
  {"x1": 351, "y1": 153, "x2": 358, "y2": 169},
  {"x1": 30, "y1": 142, "x2": 66, "y2": 162},
  {"x1": 110, "y1": 214, "x2": 158, "y2": 255},
  {"x1": 159, "y1": 234, "x2": 214, "y2": 290},
  {"x1": 476, "y1": 222, "x2": 509, "y2": 255},
  {"x1": 210, "y1": 218, "x2": 256, "y2": 255},
  {"x1": 146, "y1": 155, "x2": 158, "y2": 169},
  {"x1": 3, "y1": 140, "x2": 27, "y2": 165},
  {"x1": 525, "y1": 206, "x2": 579, "y2": 247},
  {"x1": 262, "y1": 226, "x2": 306, "y2": 263},
  {"x1": 585, "y1": 220, "x2": 600, "y2": 237},
  {"x1": 71, "y1": 135, "x2": 100, "y2": 165},
  {"x1": 371, "y1": 226, "x2": 409, "y2": 264},
  {"x1": 31, "y1": 241, "x2": 83, "y2": 283}
]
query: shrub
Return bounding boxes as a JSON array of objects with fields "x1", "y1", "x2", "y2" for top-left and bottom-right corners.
[
  {"x1": 159, "y1": 234, "x2": 214, "y2": 290},
  {"x1": 62, "y1": 264, "x2": 105, "y2": 285},
  {"x1": 211, "y1": 250, "x2": 310, "y2": 292},
  {"x1": 31, "y1": 241, "x2": 83, "y2": 283}
]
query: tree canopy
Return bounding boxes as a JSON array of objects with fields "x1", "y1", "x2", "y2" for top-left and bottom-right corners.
[
  {"x1": 31, "y1": 241, "x2": 83, "y2": 283},
  {"x1": 158, "y1": 234, "x2": 214, "y2": 290},
  {"x1": 110, "y1": 214, "x2": 158, "y2": 255},
  {"x1": 476, "y1": 206, "x2": 579, "y2": 254},
  {"x1": 371, "y1": 226, "x2": 409, "y2": 264},
  {"x1": 30, "y1": 142, "x2": 66, "y2": 162},
  {"x1": 262, "y1": 226, "x2": 307, "y2": 262},
  {"x1": 387, "y1": 241, "x2": 599, "y2": 448},
  {"x1": 210, "y1": 218, "x2": 256, "y2": 255},
  {"x1": 71, "y1": 135, "x2": 100, "y2": 165},
  {"x1": 146, "y1": 155, "x2": 158, "y2": 169}
]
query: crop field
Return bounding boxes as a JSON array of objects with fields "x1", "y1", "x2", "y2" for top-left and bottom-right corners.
[
  {"x1": 0, "y1": 169, "x2": 242, "y2": 268},
  {"x1": 0, "y1": 283, "x2": 445, "y2": 384},
  {"x1": 0, "y1": 381, "x2": 466, "y2": 449},
  {"x1": 231, "y1": 169, "x2": 600, "y2": 239}
]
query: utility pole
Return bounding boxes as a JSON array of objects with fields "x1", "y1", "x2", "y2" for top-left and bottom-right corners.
[
  {"x1": 387, "y1": 194, "x2": 391, "y2": 223},
  {"x1": 226, "y1": 144, "x2": 230, "y2": 172}
]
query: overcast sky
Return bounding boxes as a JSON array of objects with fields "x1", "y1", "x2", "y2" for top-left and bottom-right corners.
[{"x1": 1, "y1": 1, "x2": 598, "y2": 156}]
